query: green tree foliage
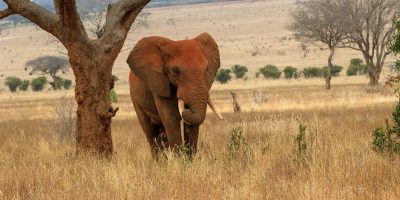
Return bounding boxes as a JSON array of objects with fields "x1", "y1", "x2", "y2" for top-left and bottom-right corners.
[
  {"x1": 283, "y1": 66, "x2": 298, "y2": 79},
  {"x1": 50, "y1": 76, "x2": 65, "y2": 90},
  {"x1": 259, "y1": 65, "x2": 281, "y2": 79},
  {"x1": 19, "y1": 80, "x2": 30, "y2": 91},
  {"x1": 231, "y1": 64, "x2": 248, "y2": 79},
  {"x1": 4, "y1": 76, "x2": 22, "y2": 92},
  {"x1": 215, "y1": 69, "x2": 232, "y2": 84},
  {"x1": 322, "y1": 65, "x2": 343, "y2": 77},
  {"x1": 63, "y1": 79, "x2": 73, "y2": 90},
  {"x1": 346, "y1": 58, "x2": 368, "y2": 76},
  {"x1": 392, "y1": 20, "x2": 400, "y2": 69},
  {"x1": 303, "y1": 67, "x2": 324, "y2": 78},
  {"x1": 31, "y1": 76, "x2": 48, "y2": 92},
  {"x1": 110, "y1": 89, "x2": 118, "y2": 103}
]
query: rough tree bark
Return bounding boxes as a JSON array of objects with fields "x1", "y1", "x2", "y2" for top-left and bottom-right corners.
[{"x1": 0, "y1": 0, "x2": 151, "y2": 157}]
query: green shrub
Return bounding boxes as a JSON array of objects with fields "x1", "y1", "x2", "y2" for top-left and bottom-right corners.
[
  {"x1": 110, "y1": 89, "x2": 118, "y2": 103},
  {"x1": 259, "y1": 65, "x2": 281, "y2": 79},
  {"x1": 227, "y1": 126, "x2": 245, "y2": 158},
  {"x1": 5, "y1": 76, "x2": 22, "y2": 92},
  {"x1": 31, "y1": 76, "x2": 47, "y2": 91},
  {"x1": 347, "y1": 58, "x2": 368, "y2": 76},
  {"x1": 215, "y1": 69, "x2": 232, "y2": 84},
  {"x1": 303, "y1": 67, "x2": 323, "y2": 78},
  {"x1": 63, "y1": 79, "x2": 72, "y2": 90},
  {"x1": 231, "y1": 64, "x2": 248, "y2": 79},
  {"x1": 322, "y1": 65, "x2": 343, "y2": 78},
  {"x1": 295, "y1": 124, "x2": 309, "y2": 164},
  {"x1": 19, "y1": 80, "x2": 30, "y2": 91},
  {"x1": 50, "y1": 76, "x2": 65, "y2": 90},
  {"x1": 283, "y1": 66, "x2": 298, "y2": 79},
  {"x1": 372, "y1": 104, "x2": 400, "y2": 154}
]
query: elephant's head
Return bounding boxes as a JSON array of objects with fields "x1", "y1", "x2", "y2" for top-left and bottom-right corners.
[{"x1": 127, "y1": 33, "x2": 223, "y2": 126}]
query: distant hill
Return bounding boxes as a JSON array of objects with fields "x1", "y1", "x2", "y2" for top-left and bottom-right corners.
[{"x1": 1, "y1": 0, "x2": 240, "y2": 10}]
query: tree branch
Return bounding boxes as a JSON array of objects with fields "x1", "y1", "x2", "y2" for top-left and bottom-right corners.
[
  {"x1": 0, "y1": 7, "x2": 14, "y2": 20},
  {"x1": 100, "y1": 0, "x2": 150, "y2": 44},
  {"x1": 3, "y1": 0, "x2": 62, "y2": 38}
]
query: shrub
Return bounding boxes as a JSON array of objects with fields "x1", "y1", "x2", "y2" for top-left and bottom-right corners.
[
  {"x1": 259, "y1": 65, "x2": 281, "y2": 79},
  {"x1": 50, "y1": 76, "x2": 65, "y2": 90},
  {"x1": 255, "y1": 72, "x2": 261, "y2": 78},
  {"x1": 227, "y1": 126, "x2": 245, "y2": 158},
  {"x1": 322, "y1": 65, "x2": 343, "y2": 78},
  {"x1": 347, "y1": 58, "x2": 368, "y2": 76},
  {"x1": 4, "y1": 76, "x2": 22, "y2": 92},
  {"x1": 295, "y1": 124, "x2": 309, "y2": 164},
  {"x1": 110, "y1": 89, "x2": 118, "y2": 103},
  {"x1": 19, "y1": 80, "x2": 30, "y2": 91},
  {"x1": 283, "y1": 66, "x2": 298, "y2": 79},
  {"x1": 215, "y1": 69, "x2": 232, "y2": 84},
  {"x1": 31, "y1": 76, "x2": 47, "y2": 91},
  {"x1": 303, "y1": 67, "x2": 323, "y2": 78},
  {"x1": 372, "y1": 104, "x2": 400, "y2": 154},
  {"x1": 63, "y1": 79, "x2": 73, "y2": 90},
  {"x1": 231, "y1": 64, "x2": 248, "y2": 79}
]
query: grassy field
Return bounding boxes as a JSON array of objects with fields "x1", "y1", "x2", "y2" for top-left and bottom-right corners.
[
  {"x1": 1, "y1": 0, "x2": 400, "y2": 199},
  {"x1": 1, "y1": 79, "x2": 400, "y2": 199}
]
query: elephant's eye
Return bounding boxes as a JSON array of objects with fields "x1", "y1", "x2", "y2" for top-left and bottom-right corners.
[{"x1": 172, "y1": 67, "x2": 180, "y2": 75}]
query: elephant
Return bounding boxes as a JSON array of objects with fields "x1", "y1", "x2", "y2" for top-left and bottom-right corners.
[{"x1": 127, "y1": 32, "x2": 223, "y2": 158}]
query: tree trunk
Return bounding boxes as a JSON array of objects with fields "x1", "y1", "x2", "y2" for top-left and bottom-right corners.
[
  {"x1": 325, "y1": 47, "x2": 335, "y2": 90},
  {"x1": 368, "y1": 70, "x2": 380, "y2": 86},
  {"x1": 70, "y1": 49, "x2": 119, "y2": 157}
]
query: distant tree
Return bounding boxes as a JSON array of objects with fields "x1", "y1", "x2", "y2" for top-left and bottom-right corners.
[
  {"x1": 63, "y1": 79, "x2": 73, "y2": 90},
  {"x1": 25, "y1": 56, "x2": 69, "y2": 90},
  {"x1": 216, "y1": 69, "x2": 232, "y2": 84},
  {"x1": 4, "y1": 76, "x2": 22, "y2": 92},
  {"x1": 323, "y1": 65, "x2": 343, "y2": 77},
  {"x1": 283, "y1": 66, "x2": 298, "y2": 79},
  {"x1": 259, "y1": 65, "x2": 281, "y2": 79},
  {"x1": 346, "y1": 58, "x2": 367, "y2": 76},
  {"x1": 31, "y1": 76, "x2": 48, "y2": 92},
  {"x1": 231, "y1": 64, "x2": 248, "y2": 79},
  {"x1": 289, "y1": 0, "x2": 344, "y2": 89},
  {"x1": 19, "y1": 80, "x2": 29, "y2": 91},
  {"x1": 338, "y1": 0, "x2": 400, "y2": 86},
  {"x1": 303, "y1": 67, "x2": 324, "y2": 78}
]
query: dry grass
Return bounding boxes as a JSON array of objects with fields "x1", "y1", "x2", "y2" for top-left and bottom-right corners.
[{"x1": 1, "y1": 82, "x2": 400, "y2": 199}]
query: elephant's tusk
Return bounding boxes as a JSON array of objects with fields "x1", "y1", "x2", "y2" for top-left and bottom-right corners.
[
  {"x1": 180, "y1": 119, "x2": 185, "y2": 144},
  {"x1": 178, "y1": 99, "x2": 191, "y2": 125},
  {"x1": 208, "y1": 98, "x2": 223, "y2": 120}
]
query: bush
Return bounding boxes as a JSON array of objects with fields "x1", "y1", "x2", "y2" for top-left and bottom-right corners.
[
  {"x1": 215, "y1": 69, "x2": 232, "y2": 84},
  {"x1": 283, "y1": 66, "x2": 298, "y2": 79},
  {"x1": 303, "y1": 67, "x2": 324, "y2": 78},
  {"x1": 255, "y1": 72, "x2": 261, "y2": 78},
  {"x1": 347, "y1": 58, "x2": 368, "y2": 76},
  {"x1": 50, "y1": 76, "x2": 65, "y2": 90},
  {"x1": 372, "y1": 104, "x2": 400, "y2": 154},
  {"x1": 110, "y1": 89, "x2": 118, "y2": 103},
  {"x1": 19, "y1": 80, "x2": 30, "y2": 91},
  {"x1": 259, "y1": 65, "x2": 281, "y2": 79},
  {"x1": 63, "y1": 79, "x2": 72, "y2": 90},
  {"x1": 322, "y1": 65, "x2": 343, "y2": 78},
  {"x1": 231, "y1": 64, "x2": 248, "y2": 79},
  {"x1": 31, "y1": 76, "x2": 47, "y2": 91},
  {"x1": 4, "y1": 76, "x2": 22, "y2": 92},
  {"x1": 227, "y1": 126, "x2": 245, "y2": 158}
]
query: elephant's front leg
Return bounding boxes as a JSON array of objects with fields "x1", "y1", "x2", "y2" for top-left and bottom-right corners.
[
  {"x1": 185, "y1": 125, "x2": 200, "y2": 156},
  {"x1": 153, "y1": 96, "x2": 183, "y2": 150}
]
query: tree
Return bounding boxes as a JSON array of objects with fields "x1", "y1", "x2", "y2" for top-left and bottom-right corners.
[
  {"x1": 25, "y1": 56, "x2": 69, "y2": 90},
  {"x1": 19, "y1": 80, "x2": 30, "y2": 91},
  {"x1": 283, "y1": 66, "x2": 298, "y2": 79},
  {"x1": 215, "y1": 69, "x2": 232, "y2": 84},
  {"x1": 4, "y1": 76, "x2": 22, "y2": 92},
  {"x1": 0, "y1": 0, "x2": 151, "y2": 156},
  {"x1": 289, "y1": 0, "x2": 344, "y2": 89},
  {"x1": 259, "y1": 65, "x2": 281, "y2": 79},
  {"x1": 338, "y1": 0, "x2": 400, "y2": 86},
  {"x1": 231, "y1": 64, "x2": 248, "y2": 79},
  {"x1": 31, "y1": 76, "x2": 48, "y2": 92},
  {"x1": 63, "y1": 79, "x2": 73, "y2": 90}
]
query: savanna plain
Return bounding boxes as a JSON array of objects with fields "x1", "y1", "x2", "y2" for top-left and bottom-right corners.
[{"x1": 0, "y1": 0, "x2": 399, "y2": 199}]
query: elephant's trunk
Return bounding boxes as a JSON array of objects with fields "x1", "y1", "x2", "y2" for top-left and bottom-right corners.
[{"x1": 180, "y1": 87, "x2": 208, "y2": 126}]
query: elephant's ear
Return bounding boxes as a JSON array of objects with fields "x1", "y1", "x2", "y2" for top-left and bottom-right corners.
[
  {"x1": 127, "y1": 37, "x2": 171, "y2": 98},
  {"x1": 194, "y1": 33, "x2": 221, "y2": 90}
]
